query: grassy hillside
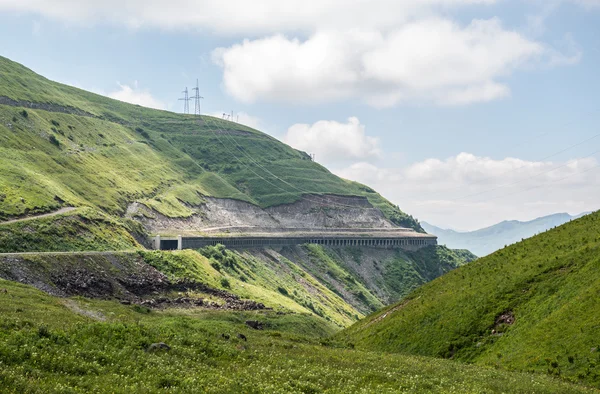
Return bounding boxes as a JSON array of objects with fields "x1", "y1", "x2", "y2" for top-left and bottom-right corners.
[
  {"x1": 0, "y1": 55, "x2": 421, "y2": 230},
  {"x1": 280, "y1": 244, "x2": 476, "y2": 308},
  {"x1": 0, "y1": 278, "x2": 593, "y2": 393},
  {"x1": 142, "y1": 247, "x2": 362, "y2": 327},
  {"x1": 341, "y1": 210, "x2": 600, "y2": 388},
  {"x1": 0, "y1": 242, "x2": 473, "y2": 328},
  {"x1": 0, "y1": 208, "x2": 143, "y2": 253}
]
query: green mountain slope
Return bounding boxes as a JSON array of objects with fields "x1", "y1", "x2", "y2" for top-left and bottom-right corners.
[
  {"x1": 423, "y1": 212, "x2": 590, "y2": 256},
  {"x1": 341, "y1": 211, "x2": 600, "y2": 387},
  {"x1": 0, "y1": 54, "x2": 468, "y2": 331},
  {"x1": 0, "y1": 55, "x2": 420, "y2": 230}
]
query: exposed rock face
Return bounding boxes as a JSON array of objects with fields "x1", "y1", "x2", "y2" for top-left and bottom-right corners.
[
  {"x1": 0, "y1": 253, "x2": 267, "y2": 311},
  {"x1": 130, "y1": 195, "x2": 396, "y2": 236},
  {"x1": 0, "y1": 253, "x2": 168, "y2": 298}
]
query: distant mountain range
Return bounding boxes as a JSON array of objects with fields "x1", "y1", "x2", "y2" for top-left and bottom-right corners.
[{"x1": 422, "y1": 212, "x2": 592, "y2": 257}]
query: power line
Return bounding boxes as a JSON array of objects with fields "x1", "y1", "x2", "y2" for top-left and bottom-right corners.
[
  {"x1": 205, "y1": 114, "x2": 600, "y2": 215},
  {"x1": 202, "y1": 117, "x2": 327, "y2": 205},
  {"x1": 151, "y1": 108, "x2": 599, "y2": 216},
  {"x1": 140, "y1": 112, "x2": 600, "y2": 216},
  {"x1": 201, "y1": 116, "x2": 386, "y2": 212},
  {"x1": 204, "y1": 116, "x2": 416, "y2": 213},
  {"x1": 494, "y1": 108, "x2": 600, "y2": 155}
]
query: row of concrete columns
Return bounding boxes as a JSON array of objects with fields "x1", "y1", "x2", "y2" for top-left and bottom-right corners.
[
  {"x1": 154, "y1": 236, "x2": 436, "y2": 250},
  {"x1": 307, "y1": 238, "x2": 433, "y2": 247}
]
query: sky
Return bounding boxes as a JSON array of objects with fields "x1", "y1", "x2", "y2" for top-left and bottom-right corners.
[{"x1": 0, "y1": 0, "x2": 599, "y2": 230}]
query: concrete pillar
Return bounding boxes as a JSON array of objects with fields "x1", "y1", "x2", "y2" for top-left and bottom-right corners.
[
  {"x1": 154, "y1": 235, "x2": 161, "y2": 250},
  {"x1": 177, "y1": 235, "x2": 182, "y2": 250}
]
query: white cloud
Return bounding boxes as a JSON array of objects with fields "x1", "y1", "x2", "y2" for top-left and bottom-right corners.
[
  {"x1": 0, "y1": 0, "x2": 496, "y2": 33},
  {"x1": 1, "y1": 1, "x2": 582, "y2": 107},
  {"x1": 335, "y1": 153, "x2": 600, "y2": 230},
  {"x1": 213, "y1": 18, "x2": 575, "y2": 107},
  {"x1": 283, "y1": 117, "x2": 381, "y2": 163},
  {"x1": 107, "y1": 81, "x2": 165, "y2": 110}
]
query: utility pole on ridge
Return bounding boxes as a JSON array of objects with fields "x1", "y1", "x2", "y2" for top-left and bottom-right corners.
[
  {"x1": 191, "y1": 79, "x2": 203, "y2": 116},
  {"x1": 179, "y1": 87, "x2": 191, "y2": 114}
]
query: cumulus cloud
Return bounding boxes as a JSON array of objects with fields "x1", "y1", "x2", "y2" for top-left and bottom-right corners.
[
  {"x1": 335, "y1": 153, "x2": 600, "y2": 230},
  {"x1": 0, "y1": 0, "x2": 496, "y2": 33},
  {"x1": 107, "y1": 82, "x2": 165, "y2": 110},
  {"x1": 1, "y1": 1, "x2": 583, "y2": 107},
  {"x1": 213, "y1": 18, "x2": 577, "y2": 107},
  {"x1": 283, "y1": 117, "x2": 381, "y2": 163}
]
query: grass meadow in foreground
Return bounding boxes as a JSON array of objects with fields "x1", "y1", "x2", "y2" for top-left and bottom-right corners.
[{"x1": 0, "y1": 278, "x2": 595, "y2": 393}]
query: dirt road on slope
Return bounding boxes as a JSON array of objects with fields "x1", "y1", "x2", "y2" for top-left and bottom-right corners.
[{"x1": 0, "y1": 207, "x2": 77, "y2": 226}]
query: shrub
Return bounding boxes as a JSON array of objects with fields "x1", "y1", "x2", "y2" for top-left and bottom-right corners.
[
  {"x1": 51, "y1": 120, "x2": 60, "y2": 127},
  {"x1": 277, "y1": 286, "x2": 289, "y2": 296},
  {"x1": 210, "y1": 259, "x2": 221, "y2": 272},
  {"x1": 20, "y1": 110, "x2": 28, "y2": 118},
  {"x1": 37, "y1": 325, "x2": 51, "y2": 338},
  {"x1": 220, "y1": 277, "x2": 231, "y2": 288},
  {"x1": 135, "y1": 127, "x2": 150, "y2": 139},
  {"x1": 49, "y1": 135, "x2": 60, "y2": 147},
  {"x1": 133, "y1": 305, "x2": 151, "y2": 314}
]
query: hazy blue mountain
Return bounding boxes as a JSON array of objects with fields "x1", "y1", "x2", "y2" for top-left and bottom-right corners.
[{"x1": 422, "y1": 212, "x2": 591, "y2": 257}]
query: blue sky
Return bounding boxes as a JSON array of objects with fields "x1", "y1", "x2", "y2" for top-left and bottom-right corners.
[{"x1": 1, "y1": 0, "x2": 599, "y2": 230}]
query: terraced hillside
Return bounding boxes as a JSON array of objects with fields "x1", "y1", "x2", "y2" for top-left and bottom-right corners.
[
  {"x1": 341, "y1": 211, "x2": 600, "y2": 388},
  {"x1": 0, "y1": 55, "x2": 419, "y2": 230}
]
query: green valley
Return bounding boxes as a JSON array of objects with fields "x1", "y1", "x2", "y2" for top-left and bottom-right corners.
[{"x1": 0, "y1": 53, "x2": 598, "y2": 394}]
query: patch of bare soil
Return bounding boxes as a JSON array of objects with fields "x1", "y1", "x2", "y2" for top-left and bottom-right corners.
[{"x1": 62, "y1": 299, "x2": 106, "y2": 321}]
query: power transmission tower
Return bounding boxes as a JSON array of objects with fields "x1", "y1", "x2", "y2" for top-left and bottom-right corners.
[
  {"x1": 191, "y1": 79, "x2": 204, "y2": 116},
  {"x1": 179, "y1": 87, "x2": 191, "y2": 114}
]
